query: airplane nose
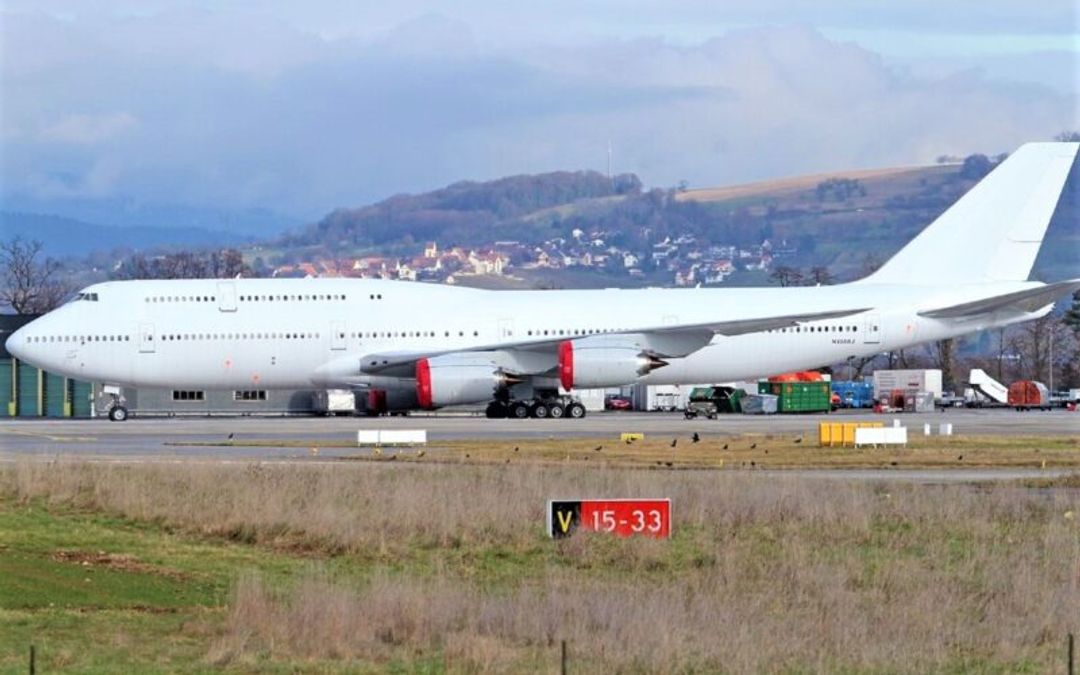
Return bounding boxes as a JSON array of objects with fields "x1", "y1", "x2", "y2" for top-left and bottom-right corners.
[{"x1": 5, "y1": 325, "x2": 27, "y2": 361}]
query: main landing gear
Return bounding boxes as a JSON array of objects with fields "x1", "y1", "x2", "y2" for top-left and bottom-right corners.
[{"x1": 485, "y1": 395, "x2": 587, "y2": 420}]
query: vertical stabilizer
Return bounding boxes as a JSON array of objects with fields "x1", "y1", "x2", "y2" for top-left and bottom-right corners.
[{"x1": 863, "y1": 142, "x2": 1078, "y2": 284}]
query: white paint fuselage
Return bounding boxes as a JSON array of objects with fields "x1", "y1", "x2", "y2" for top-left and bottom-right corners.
[{"x1": 6, "y1": 277, "x2": 1043, "y2": 390}]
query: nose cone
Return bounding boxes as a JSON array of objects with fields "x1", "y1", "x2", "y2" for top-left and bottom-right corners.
[{"x1": 4, "y1": 324, "x2": 28, "y2": 362}]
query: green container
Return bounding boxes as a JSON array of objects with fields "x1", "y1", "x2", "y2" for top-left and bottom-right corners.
[
  {"x1": 762, "y1": 381, "x2": 831, "y2": 413},
  {"x1": 0, "y1": 360, "x2": 13, "y2": 417},
  {"x1": 72, "y1": 380, "x2": 93, "y2": 417},
  {"x1": 44, "y1": 373, "x2": 67, "y2": 417},
  {"x1": 16, "y1": 362, "x2": 41, "y2": 417}
]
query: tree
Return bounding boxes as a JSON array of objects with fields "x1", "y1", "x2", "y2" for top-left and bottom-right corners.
[
  {"x1": 960, "y1": 154, "x2": 993, "y2": 180},
  {"x1": 930, "y1": 339, "x2": 956, "y2": 391},
  {"x1": 1063, "y1": 291, "x2": 1080, "y2": 335},
  {"x1": 807, "y1": 266, "x2": 833, "y2": 286},
  {"x1": 0, "y1": 237, "x2": 71, "y2": 314},
  {"x1": 769, "y1": 265, "x2": 803, "y2": 287},
  {"x1": 1054, "y1": 131, "x2": 1080, "y2": 142}
]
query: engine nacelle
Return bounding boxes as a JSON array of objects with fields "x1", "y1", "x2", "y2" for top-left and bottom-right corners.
[
  {"x1": 558, "y1": 338, "x2": 667, "y2": 390},
  {"x1": 416, "y1": 354, "x2": 521, "y2": 409}
]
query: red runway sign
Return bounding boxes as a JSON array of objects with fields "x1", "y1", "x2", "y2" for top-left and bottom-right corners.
[{"x1": 548, "y1": 499, "x2": 671, "y2": 538}]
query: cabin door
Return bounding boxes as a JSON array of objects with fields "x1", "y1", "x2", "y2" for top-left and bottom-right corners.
[
  {"x1": 217, "y1": 282, "x2": 237, "y2": 312},
  {"x1": 138, "y1": 323, "x2": 156, "y2": 353},
  {"x1": 863, "y1": 313, "x2": 882, "y2": 344},
  {"x1": 331, "y1": 320, "x2": 347, "y2": 350}
]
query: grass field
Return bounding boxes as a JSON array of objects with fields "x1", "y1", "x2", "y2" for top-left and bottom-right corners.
[
  {"x1": 2, "y1": 459, "x2": 1078, "y2": 673},
  {"x1": 169, "y1": 432, "x2": 1080, "y2": 470}
]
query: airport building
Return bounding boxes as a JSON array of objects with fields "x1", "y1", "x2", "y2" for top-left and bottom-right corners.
[{"x1": 1, "y1": 314, "x2": 94, "y2": 417}]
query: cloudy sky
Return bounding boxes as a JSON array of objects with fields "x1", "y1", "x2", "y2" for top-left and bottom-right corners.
[{"x1": 1, "y1": 0, "x2": 1077, "y2": 227}]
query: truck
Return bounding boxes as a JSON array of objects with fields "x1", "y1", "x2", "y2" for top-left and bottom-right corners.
[
  {"x1": 312, "y1": 389, "x2": 357, "y2": 416},
  {"x1": 684, "y1": 386, "x2": 744, "y2": 419},
  {"x1": 1007, "y1": 380, "x2": 1051, "y2": 411},
  {"x1": 872, "y1": 369, "x2": 943, "y2": 402}
]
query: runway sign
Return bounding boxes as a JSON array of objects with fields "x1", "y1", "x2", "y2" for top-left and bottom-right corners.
[{"x1": 548, "y1": 499, "x2": 671, "y2": 539}]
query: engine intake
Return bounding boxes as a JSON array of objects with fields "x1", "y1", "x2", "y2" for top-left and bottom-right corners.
[
  {"x1": 416, "y1": 354, "x2": 522, "y2": 409},
  {"x1": 558, "y1": 338, "x2": 667, "y2": 390}
]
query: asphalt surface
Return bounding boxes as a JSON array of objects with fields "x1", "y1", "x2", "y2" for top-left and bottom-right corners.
[{"x1": 1, "y1": 409, "x2": 1076, "y2": 468}]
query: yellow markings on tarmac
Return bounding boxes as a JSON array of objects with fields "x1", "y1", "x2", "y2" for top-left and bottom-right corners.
[{"x1": 0, "y1": 428, "x2": 97, "y2": 442}]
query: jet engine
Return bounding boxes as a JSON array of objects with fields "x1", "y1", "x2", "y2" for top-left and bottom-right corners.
[
  {"x1": 416, "y1": 354, "x2": 522, "y2": 409},
  {"x1": 558, "y1": 337, "x2": 668, "y2": 389}
]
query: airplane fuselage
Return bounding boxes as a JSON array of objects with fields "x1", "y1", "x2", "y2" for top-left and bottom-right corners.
[{"x1": 8, "y1": 277, "x2": 1041, "y2": 390}]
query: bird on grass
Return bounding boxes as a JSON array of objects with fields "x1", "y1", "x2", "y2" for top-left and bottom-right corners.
[
  {"x1": 794, "y1": 437, "x2": 803, "y2": 444},
  {"x1": 750, "y1": 443, "x2": 757, "y2": 450},
  {"x1": 692, "y1": 433, "x2": 700, "y2": 443},
  {"x1": 957, "y1": 455, "x2": 964, "y2": 461},
  {"x1": 665, "y1": 461, "x2": 674, "y2": 468},
  {"x1": 593, "y1": 445, "x2": 603, "y2": 452},
  {"x1": 465, "y1": 453, "x2": 470, "y2": 459},
  {"x1": 514, "y1": 446, "x2": 520, "y2": 452},
  {"x1": 670, "y1": 439, "x2": 678, "y2": 448},
  {"x1": 722, "y1": 443, "x2": 729, "y2": 450},
  {"x1": 417, "y1": 450, "x2": 426, "y2": 458},
  {"x1": 227, "y1": 432, "x2": 235, "y2": 440}
]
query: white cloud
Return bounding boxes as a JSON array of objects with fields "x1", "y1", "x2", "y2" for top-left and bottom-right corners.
[
  {"x1": 0, "y1": 7, "x2": 1076, "y2": 221},
  {"x1": 39, "y1": 112, "x2": 138, "y2": 145}
]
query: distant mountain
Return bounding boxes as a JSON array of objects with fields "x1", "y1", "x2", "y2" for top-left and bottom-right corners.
[
  {"x1": 0, "y1": 211, "x2": 250, "y2": 258},
  {"x1": 2, "y1": 196, "x2": 300, "y2": 238}
]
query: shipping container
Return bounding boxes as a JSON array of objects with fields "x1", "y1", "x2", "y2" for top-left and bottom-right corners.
[
  {"x1": 872, "y1": 369, "x2": 943, "y2": 401},
  {"x1": 758, "y1": 380, "x2": 831, "y2": 413},
  {"x1": 1007, "y1": 380, "x2": 1050, "y2": 410},
  {"x1": 741, "y1": 394, "x2": 778, "y2": 414},
  {"x1": 831, "y1": 381, "x2": 874, "y2": 408}
]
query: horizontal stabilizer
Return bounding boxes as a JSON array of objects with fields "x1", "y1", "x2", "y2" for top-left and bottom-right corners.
[{"x1": 918, "y1": 279, "x2": 1080, "y2": 319}]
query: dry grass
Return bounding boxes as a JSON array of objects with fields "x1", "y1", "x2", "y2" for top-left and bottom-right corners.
[
  {"x1": 169, "y1": 432, "x2": 1080, "y2": 470},
  {"x1": 4, "y1": 461, "x2": 1079, "y2": 672}
]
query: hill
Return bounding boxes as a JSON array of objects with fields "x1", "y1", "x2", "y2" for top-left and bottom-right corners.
[
  {"x1": 0, "y1": 211, "x2": 250, "y2": 258},
  {"x1": 272, "y1": 152, "x2": 1076, "y2": 286}
]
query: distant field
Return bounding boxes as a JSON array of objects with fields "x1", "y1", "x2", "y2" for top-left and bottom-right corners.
[
  {"x1": 2, "y1": 461, "x2": 1077, "y2": 672},
  {"x1": 676, "y1": 165, "x2": 938, "y2": 204}
]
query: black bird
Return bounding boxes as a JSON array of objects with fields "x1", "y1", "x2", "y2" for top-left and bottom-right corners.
[
  {"x1": 750, "y1": 443, "x2": 757, "y2": 450},
  {"x1": 794, "y1": 437, "x2": 802, "y2": 444},
  {"x1": 227, "y1": 432, "x2": 234, "y2": 440},
  {"x1": 692, "y1": 433, "x2": 700, "y2": 443},
  {"x1": 957, "y1": 455, "x2": 964, "y2": 461},
  {"x1": 514, "y1": 446, "x2": 520, "y2": 452},
  {"x1": 750, "y1": 461, "x2": 756, "y2": 467},
  {"x1": 670, "y1": 439, "x2": 678, "y2": 448},
  {"x1": 664, "y1": 461, "x2": 674, "y2": 468},
  {"x1": 890, "y1": 461, "x2": 898, "y2": 466},
  {"x1": 593, "y1": 445, "x2": 603, "y2": 452},
  {"x1": 465, "y1": 453, "x2": 470, "y2": 459},
  {"x1": 722, "y1": 443, "x2": 729, "y2": 450}
]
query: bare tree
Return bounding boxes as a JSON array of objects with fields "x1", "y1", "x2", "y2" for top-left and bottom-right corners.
[
  {"x1": 929, "y1": 339, "x2": 956, "y2": 391},
  {"x1": 807, "y1": 265, "x2": 833, "y2": 286},
  {"x1": 0, "y1": 237, "x2": 71, "y2": 314},
  {"x1": 769, "y1": 265, "x2": 803, "y2": 287}
]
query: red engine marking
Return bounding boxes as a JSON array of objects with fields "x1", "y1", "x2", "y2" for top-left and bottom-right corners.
[
  {"x1": 558, "y1": 340, "x2": 574, "y2": 391},
  {"x1": 416, "y1": 358, "x2": 434, "y2": 409}
]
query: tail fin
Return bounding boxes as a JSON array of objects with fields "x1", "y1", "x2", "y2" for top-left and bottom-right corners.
[{"x1": 863, "y1": 142, "x2": 1078, "y2": 285}]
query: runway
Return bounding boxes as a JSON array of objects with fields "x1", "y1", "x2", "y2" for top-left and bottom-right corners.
[{"x1": 1, "y1": 408, "x2": 1076, "y2": 465}]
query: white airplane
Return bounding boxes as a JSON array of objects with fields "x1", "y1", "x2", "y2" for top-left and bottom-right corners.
[{"x1": 6, "y1": 142, "x2": 1079, "y2": 421}]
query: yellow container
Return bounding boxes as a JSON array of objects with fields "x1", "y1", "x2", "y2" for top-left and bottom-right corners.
[
  {"x1": 620, "y1": 432, "x2": 645, "y2": 442},
  {"x1": 820, "y1": 421, "x2": 884, "y2": 447}
]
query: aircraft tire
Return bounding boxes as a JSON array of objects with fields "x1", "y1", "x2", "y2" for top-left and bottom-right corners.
[
  {"x1": 509, "y1": 401, "x2": 531, "y2": 419},
  {"x1": 566, "y1": 402, "x2": 586, "y2": 419},
  {"x1": 108, "y1": 406, "x2": 129, "y2": 422}
]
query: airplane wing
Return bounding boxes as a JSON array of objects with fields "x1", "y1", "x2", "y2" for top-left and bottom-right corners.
[
  {"x1": 358, "y1": 306, "x2": 871, "y2": 375},
  {"x1": 918, "y1": 279, "x2": 1080, "y2": 319}
]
